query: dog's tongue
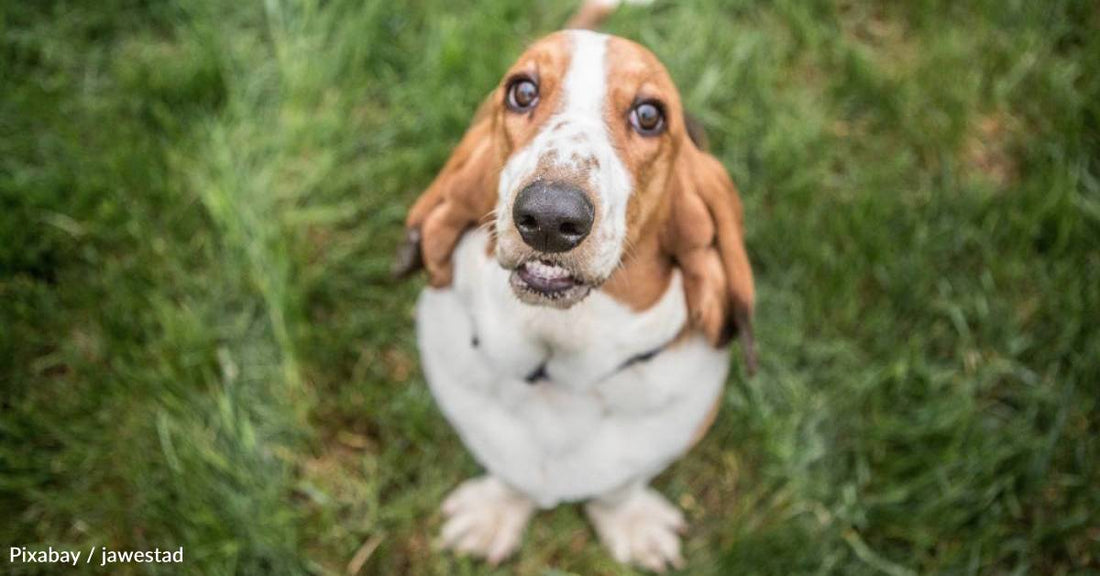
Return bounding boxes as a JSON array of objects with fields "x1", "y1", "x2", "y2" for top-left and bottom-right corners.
[{"x1": 519, "y1": 261, "x2": 576, "y2": 293}]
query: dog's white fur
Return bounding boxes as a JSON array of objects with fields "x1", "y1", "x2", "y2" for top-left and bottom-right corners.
[{"x1": 418, "y1": 230, "x2": 727, "y2": 567}]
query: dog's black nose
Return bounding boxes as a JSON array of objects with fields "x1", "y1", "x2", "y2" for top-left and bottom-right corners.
[{"x1": 512, "y1": 181, "x2": 594, "y2": 253}]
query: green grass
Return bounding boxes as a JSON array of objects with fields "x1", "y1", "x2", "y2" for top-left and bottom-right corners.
[{"x1": 2, "y1": 0, "x2": 1097, "y2": 574}]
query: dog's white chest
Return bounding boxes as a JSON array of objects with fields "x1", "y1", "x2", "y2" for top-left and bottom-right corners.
[{"x1": 416, "y1": 231, "x2": 728, "y2": 507}]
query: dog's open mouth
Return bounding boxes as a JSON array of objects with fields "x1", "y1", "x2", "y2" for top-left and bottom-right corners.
[{"x1": 509, "y1": 260, "x2": 592, "y2": 308}]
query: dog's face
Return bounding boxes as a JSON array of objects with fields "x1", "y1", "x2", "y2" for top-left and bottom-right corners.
[
  {"x1": 405, "y1": 30, "x2": 756, "y2": 366},
  {"x1": 474, "y1": 31, "x2": 685, "y2": 307}
]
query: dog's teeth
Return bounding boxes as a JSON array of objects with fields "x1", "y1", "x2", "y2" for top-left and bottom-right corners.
[{"x1": 526, "y1": 261, "x2": 569, "y2": 280}]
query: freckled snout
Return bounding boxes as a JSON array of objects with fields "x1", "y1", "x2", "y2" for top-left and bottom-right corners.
[{"x1": 512, "y1": 181, "x2": 594, "y2": 253}]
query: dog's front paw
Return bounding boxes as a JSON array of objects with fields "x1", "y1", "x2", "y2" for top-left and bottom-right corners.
[
  {"x1": 586, "y1": 486, "x2": 687, "y2": 573},
  {"x1": 439, "y1": 476, "x2": 535, "y2": 565}
]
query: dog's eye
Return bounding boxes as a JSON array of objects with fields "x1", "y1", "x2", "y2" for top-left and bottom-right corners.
[
  {"x1": 630, "y1": 101, "x2": 665, "y2": 135},
  {"x1": 506, "y1": 78, "x2": 539, "y2": 112}
]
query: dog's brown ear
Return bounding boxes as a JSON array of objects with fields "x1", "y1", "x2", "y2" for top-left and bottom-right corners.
[
  {"x1": 394, "y1": 97, "x2": 502, "y2": 287},
  {"x1": 663, "y1": 146, "x2": 757, "y2": 374}
]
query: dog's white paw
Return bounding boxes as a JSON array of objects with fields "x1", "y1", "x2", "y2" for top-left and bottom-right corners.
[
  {"x1": 586, "y1": 486, "x2": 687, "y2": 573},
  {"x1": 439, "y1": 476, "x2": 535, "y2": 565}
]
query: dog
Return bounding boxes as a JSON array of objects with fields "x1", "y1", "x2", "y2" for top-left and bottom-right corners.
[{"x1": 393, "y1": 0, "x2": 756, "y2": 570}]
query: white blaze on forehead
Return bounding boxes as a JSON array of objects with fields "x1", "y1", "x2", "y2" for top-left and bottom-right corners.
[
  {"x1": 496, "y1": 30, "x2": 633, "y2": 279},
  {"x1": 544, "y1": 30, "x2": 613, "y2": 176},
  {"x1": 561, "y1": 30, "x2": 608, "y2": 124}
]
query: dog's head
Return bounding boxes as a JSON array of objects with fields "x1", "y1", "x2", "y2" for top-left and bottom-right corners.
[{"x1": 404, "y1": 30, "x2": 755, "y2": 366}]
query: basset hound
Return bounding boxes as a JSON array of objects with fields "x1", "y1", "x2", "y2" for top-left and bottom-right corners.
[{"x1": 394, "y1": 1, "x2": 756, "y2": 570}]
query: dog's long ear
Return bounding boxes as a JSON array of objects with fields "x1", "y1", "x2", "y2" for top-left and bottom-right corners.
[
  {"x1": 663, "y1": 146, "x2": 757, "y2": 374},
  {"x1": 394, "y1": 97, "x2": 502, "y2": 287}
]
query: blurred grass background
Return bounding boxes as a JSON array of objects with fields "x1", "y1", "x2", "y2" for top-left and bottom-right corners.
[{"x1": 1, "y1": 0, "x2": 1098, "y2": 574}]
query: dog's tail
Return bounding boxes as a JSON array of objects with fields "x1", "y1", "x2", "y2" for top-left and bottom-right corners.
[{"x1": 566, "y1": 0, "x2": 654, "y2": 31}]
